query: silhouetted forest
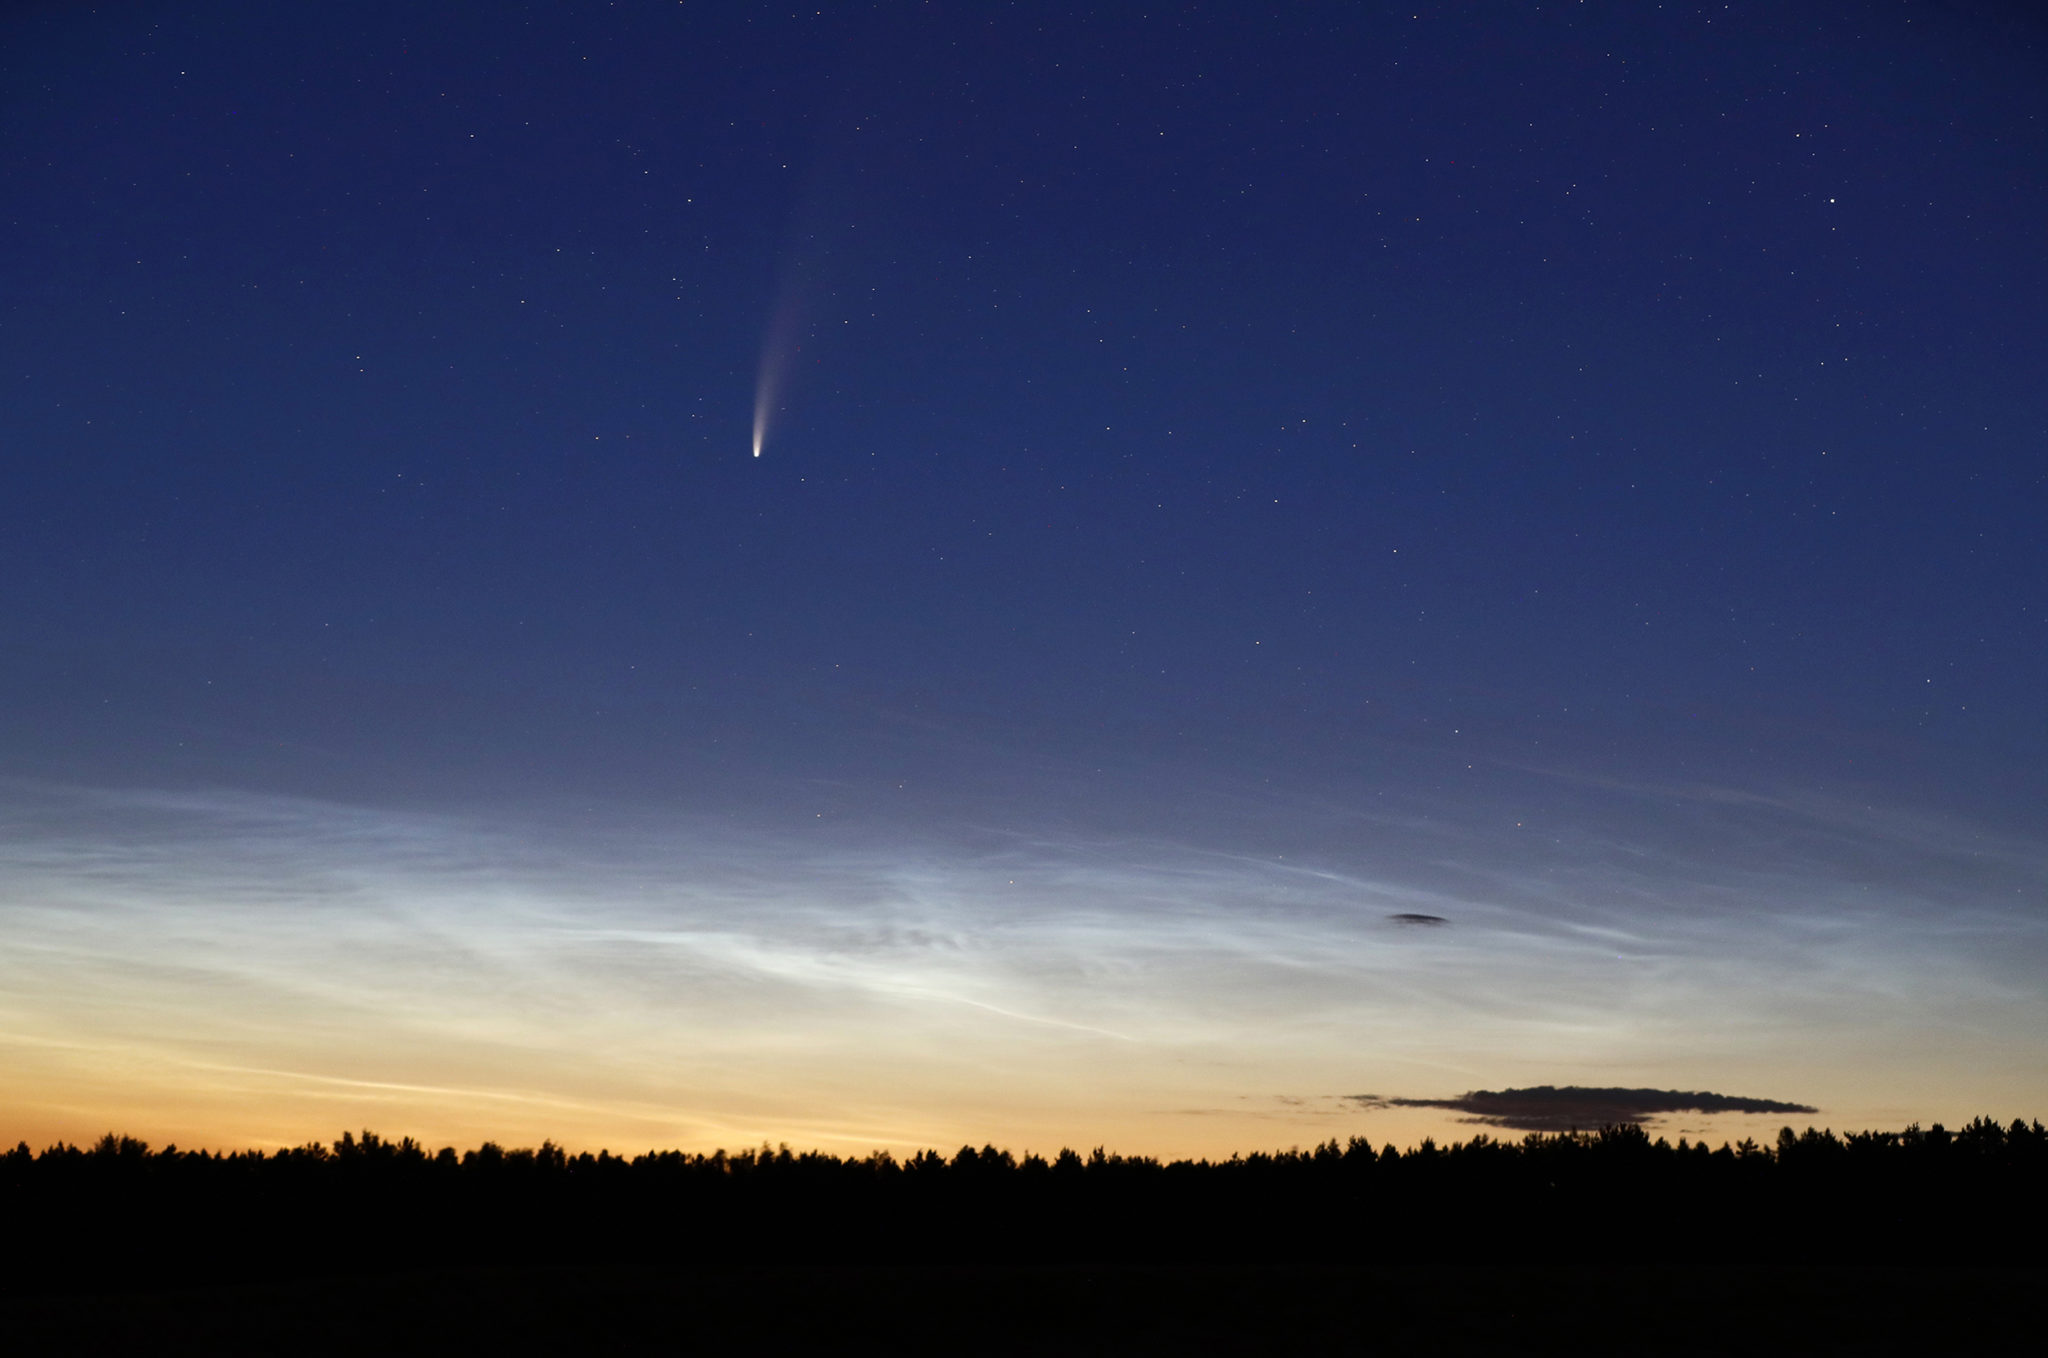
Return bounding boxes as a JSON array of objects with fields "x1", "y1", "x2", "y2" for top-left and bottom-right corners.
[{"x1": 5, "y1": 1117, "x2": 2044, "y2": 1301}]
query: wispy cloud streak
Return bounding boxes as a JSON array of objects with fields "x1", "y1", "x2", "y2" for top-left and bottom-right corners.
[{"x1": 0, "y1": 773, "x2": 2040, "y2": 1151}]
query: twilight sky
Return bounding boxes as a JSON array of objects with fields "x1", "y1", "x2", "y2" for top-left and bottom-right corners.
[{"x1": 2, "y1": 1, "x2": 2043, "y2": 1157}]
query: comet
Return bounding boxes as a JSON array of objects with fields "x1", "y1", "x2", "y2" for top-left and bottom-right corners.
[{"x1": 751, "y1": 270, "x2": 805, "y2": 460}]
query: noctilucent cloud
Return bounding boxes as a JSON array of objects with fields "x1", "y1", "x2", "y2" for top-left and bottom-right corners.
[{"x1": 2, "y1": 1, "x2": 2042, "y2": 1156}]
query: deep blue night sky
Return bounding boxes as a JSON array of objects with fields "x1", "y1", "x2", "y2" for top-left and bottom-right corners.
[{"x1": 2, "y1": 2, "x2": 2042, "y2": 1155}]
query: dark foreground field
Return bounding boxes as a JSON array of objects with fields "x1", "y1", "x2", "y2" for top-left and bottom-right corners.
[
  {"x1": 9, "y1": 1121, "x2": 2042, "y2": 1351},
  {"x1": 4, "y1": 1263, "x2": 2040, "y2": 1355}
]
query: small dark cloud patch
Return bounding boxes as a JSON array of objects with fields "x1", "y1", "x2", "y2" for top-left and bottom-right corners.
[
  {"x1": 1347, "y1": 1085, "x2": 1818, "y2": 1132},
  {"x1": 1387, "y1": 912, "x2": 1448, "y2": 927}
]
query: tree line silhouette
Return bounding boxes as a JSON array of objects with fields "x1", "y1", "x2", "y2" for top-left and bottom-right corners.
[{"x1": 5, "y1": 1118, "x2": 2043, "y2": 1296}]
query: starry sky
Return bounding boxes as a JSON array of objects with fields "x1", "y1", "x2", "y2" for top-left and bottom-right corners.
[{"x1": 2, "y1": 1, "x2": 2043, "y2": 1157}]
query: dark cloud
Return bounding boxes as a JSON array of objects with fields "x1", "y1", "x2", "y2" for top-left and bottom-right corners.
[
  {"x1": 1387, "y1": 913, "x2": 1448, "y2": 926},
  {"x1": 1347, "y1": 1086, "x2": 1818, "y2": 1132}
]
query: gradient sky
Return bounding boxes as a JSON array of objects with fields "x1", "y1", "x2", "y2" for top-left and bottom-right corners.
[{"x1": 2, "y1": 1, "x2": 2043, "y2": 1158}]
